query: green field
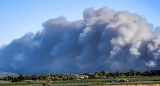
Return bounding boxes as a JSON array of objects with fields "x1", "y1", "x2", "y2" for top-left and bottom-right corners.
[{"x1": 0, "y1": 76, "x2": 160, "y2": 86}]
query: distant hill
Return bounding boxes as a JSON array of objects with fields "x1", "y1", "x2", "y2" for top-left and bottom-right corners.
[{"x1": 0, "y1": 72, "x2": 18, "y2": 77}]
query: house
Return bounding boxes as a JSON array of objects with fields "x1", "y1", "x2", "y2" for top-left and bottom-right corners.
[{"x1": 78, "y1": 75, "x2": 88, "y2": 79}]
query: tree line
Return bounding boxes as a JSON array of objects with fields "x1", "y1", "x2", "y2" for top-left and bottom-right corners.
[
  {"x1": 0, "y1": 69, "x2": 160, "y2": 82},
  {"x1": 83, "y1": 69, "x2": 160, "y2": 79}
]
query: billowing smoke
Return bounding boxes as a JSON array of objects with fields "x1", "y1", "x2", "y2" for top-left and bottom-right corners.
[{"x1": 0, "y1": 8, "x2": 160, "y2": 75}]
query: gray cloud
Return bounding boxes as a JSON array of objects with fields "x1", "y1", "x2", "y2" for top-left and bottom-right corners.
[{"x1": 0, "y1": 8, "x2": 160, "y2": 75}]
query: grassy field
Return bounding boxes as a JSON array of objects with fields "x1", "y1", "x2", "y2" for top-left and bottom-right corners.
[{"x1": 0, "y1": 76, "x2": 160, "y2": 86}]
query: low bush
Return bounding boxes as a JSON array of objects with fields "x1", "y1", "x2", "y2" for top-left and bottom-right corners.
[
  {"x1": 115, "y1": 79, "x2": 129, "y2": 82},
  {"x1": 26, "y1": 80, "x2": 33, "y2": 83}
]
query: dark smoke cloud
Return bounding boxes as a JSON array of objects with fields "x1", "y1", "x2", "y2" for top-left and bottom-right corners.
[{"x1": 0, "y1": 8, "x2": 160, "y2": 74}]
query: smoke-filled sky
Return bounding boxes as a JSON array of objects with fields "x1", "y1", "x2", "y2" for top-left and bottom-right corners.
[
  {"x1": 0, "y1": 0, "x2": 160, "y2": 46},
  {"x1": 0, "y1": 0, "x2": 160, "y2": 75}
]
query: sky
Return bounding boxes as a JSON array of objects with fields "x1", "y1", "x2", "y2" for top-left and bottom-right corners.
[
  {"x1": 0, "y1": 0, "x2": 160, "y2": 47},
  {"x1": 1, "y1": 0, "x2": 160, "y2": 74}
]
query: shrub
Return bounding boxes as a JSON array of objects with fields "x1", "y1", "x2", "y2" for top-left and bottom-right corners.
[
  {"x1": 115, "y1": 79, "x2": 129, "y2": 82},
  {"x1": 43, "y1": 83, "x2": 51, "y2": 86},
  {"x1": 26, "y1": 80, "x2": 33, "y2": 83}
]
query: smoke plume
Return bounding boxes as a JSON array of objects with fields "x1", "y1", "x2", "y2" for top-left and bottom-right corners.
[{"x1": 0, "y1": 8, "x2": 160, "y2": 74}]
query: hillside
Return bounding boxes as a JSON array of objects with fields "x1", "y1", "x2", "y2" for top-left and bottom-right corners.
[{"x1": 0, "y1": 72, "x2": 18, "y2": 77}]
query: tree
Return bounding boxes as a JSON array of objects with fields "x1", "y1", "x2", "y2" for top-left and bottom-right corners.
[
  {"x1": 115, "y1": 71, "x2": 120, "y2": 77},
  {"x1": 112, "y1": 72, "x2": 116, "y2": 77},
  {"x1": 18, "y1": 74, "x2": 23, "y2": 81},
  {"x1": 11, "y1": 77, "x2": 18, "y2": 82},
  {"x1": 62, "y1": 75, "x2": 68, "y2": 80},
  {"x1": 129, "y1": 69, "x2": 136, "y2": 76},
  {"x1": 102, "y1": 71, "x2": 109, "y2": 77},
  {"x1": 94, "y1": 74, "x2": 100, "y2": 79},
  {"x1": 54, "y1": 76, "x2": 60, "y2": 81}
]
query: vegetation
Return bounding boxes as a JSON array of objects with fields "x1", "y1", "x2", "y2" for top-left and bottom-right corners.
[{"x1": 0, "y1": 69, "x2": 160, "y2": 86}]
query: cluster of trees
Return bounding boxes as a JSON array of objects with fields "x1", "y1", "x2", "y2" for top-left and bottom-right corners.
[
  {"x1": 1, "y1": 74, "x2": 23, "y2": 82},
  {"x1": 0, "y1": 74, "x2": 79, "y2": 82},
  {"x1": 0, "y1": 69, "x2": 160, "y2": 82},
  {"x1": 83, "y1": 69, "x2": 160, "y2": 79}
]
